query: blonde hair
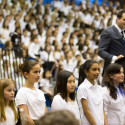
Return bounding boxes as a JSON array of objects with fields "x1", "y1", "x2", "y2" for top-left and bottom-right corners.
[{"x1": 0, "y1": 79, "x2": 17, "y2": 122}]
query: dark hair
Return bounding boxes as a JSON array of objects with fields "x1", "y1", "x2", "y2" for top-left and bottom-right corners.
[
  {"x1": 4, "y1": 41, "x2": 12, "y2": 50},
  {"x1": 103, "y1": 63, "x2": 124, "y2": 100},
  {"x1": 54, "y1": 70, "x2": 75, "y2": 101},
  {"x1": 78, "y1": 59, "x2": 97, "y2": 86},
  {"x1": 31, "y1": 35, "x2": 38, "y2": 41},
  {"x1": 19, "y1": 60, "x2": 39, "y2": 77},
  {"x1": 78, "y1": 43, "x2": 84, "y2": 51},
  {"x1": 35, "y1": 110, "x2": 79, "y2": 125},
  {"x1": 117, "y1": 10, "x2": 125, "y2": 19},
  {"x1": 23, "y1": 28, "x2": 28, "y2": 32},
  {"x1": 3, "y1": 19, "x2": 9, "y2": 29}
]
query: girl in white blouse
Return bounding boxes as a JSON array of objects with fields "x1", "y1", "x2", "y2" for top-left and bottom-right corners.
[
  {"x1": 102, "y1": 63, "x2": 125, "y2": 125},
  {"x1": 77, "y1": 59, "x2": 107, "y2": 125},
  {"x1": 51, "y1": 70, "x2": 80, "y2": 121}
]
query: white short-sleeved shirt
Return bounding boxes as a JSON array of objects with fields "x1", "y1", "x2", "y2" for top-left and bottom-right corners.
[
  {"x1": 21, "y1": 35, "x2": 30, "y2": 47},
  {"x1": 61, "y1": 59, "x2": 77, "y2": 72},
  {"x1": 15, "y1": 87, "x2": 46, "y2": 120},
  {"x1": 40, "y1": 79, "x2": 52, "y2": 93},
  {"x1": 51, "y1": 94, "x2": 80, "y2": 120},
  {"x1": 28, "y1": 42, "x2": 40, "y2": 59},
  {"x1": 103, "y1": 87, "x2": 125, "y2": 125},
  {"x1": 0, "y1": 28, "x2": 10, "y2": 42},
  {"x1": 0, "y1": 107, "x2": 16, "y2": 125},
  {"x1": 40, "y1": 51, "x2": 55, "y2": 62},
  {"x1": 77, "y1": 78, "x2": 104, "y2": 125}
]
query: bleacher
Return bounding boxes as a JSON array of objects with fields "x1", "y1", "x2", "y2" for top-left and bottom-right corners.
[{"x1": 0, "y1": 0, "x2": 124, "y2": 105}]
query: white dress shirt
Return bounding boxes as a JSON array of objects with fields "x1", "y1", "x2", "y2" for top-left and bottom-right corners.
[
  {"x1": 103, "y1": 87, "x2": 125, "y2": 125},
  {"x1": 77, "y1": 78, "x2": 104, "y2": 125}
]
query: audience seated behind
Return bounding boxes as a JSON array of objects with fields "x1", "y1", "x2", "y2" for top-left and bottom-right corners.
[{"x1": 0, "y1": 0, "x2": 124, "y2": 106}]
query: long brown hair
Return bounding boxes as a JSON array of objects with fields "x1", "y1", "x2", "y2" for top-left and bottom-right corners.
[
  {"x1": 103, "y1": 63, "x2": 125, "y2": 99},
  {"x1": 0, "y1": 79, "x2": 17, "y2": 122}
]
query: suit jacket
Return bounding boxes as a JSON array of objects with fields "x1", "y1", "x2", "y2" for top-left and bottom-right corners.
[{"x1": 98, "y1": 25, "x2": 125, "y2": 73}]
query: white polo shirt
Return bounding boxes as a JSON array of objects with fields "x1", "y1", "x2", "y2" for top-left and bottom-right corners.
[
  {"x1": 77, "y1": 78, "x2": 104, "y2": 125},
  {"x1": 103, "y1": 87, "x2": 125, "y2": 125}
]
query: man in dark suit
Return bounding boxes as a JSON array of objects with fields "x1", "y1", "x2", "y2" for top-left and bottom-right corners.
[{"x1": 98, "y1": 10, "x2": 125, "y2": 74}]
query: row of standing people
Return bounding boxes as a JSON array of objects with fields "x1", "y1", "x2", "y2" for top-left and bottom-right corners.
[{"x1": 0, "y1": 59, "x2": 125, "y2": 125}]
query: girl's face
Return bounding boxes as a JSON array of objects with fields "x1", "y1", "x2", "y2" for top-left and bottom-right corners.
[
  {"x1": 30, "y1": 19, "x2": 35, "y2": 24},
  {"x1": 25, "y1": 64, "x2": 41, "y2": 83},
  {"x1": 67, "y1": 75, "x2": 75, "y2": 94},
  {"x1": 5, "y1": 20, "x2": 9, "y2": 27},
  {"x1": 34, "y1": 37, "x2": 38, "y2": 44},
  {"x1": 45, "y1": 71, "x2": 51, "y2": 79},
  {"x1": 4, "y1": 84, "x2": 15, "y2": 102},
  {"x1": 110, "y1": 67, "x2": 124, "y2": 84},
  {"x1": 85, "y1": 63, "x2": 99, "y2": 83},
  {"x1": 55, "y1": 44, "x2": 60, "y2": 51},
  {"x1": 46, "y1": 45, "x2": 51, "y2": 52},
  {"x1": 23, "y1": 30, "x2": 28, "y2": 36},
  {"x1": 67, "y1": 51, "x2": 73, "y2": 59},
  {"x1": 0, "y1": 48, "x2": 2, "y2": 56}
]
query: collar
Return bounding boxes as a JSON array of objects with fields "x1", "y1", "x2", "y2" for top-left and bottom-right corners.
[
  {"x1": 116, "y1": 85, "x2": 125, "y2": 96},
  {"x1": 114, "y1": 24, "x2": 122, "y2": 33},
  {"x1": 84, "y1": 78, "x2": 98, "y2": 88}
]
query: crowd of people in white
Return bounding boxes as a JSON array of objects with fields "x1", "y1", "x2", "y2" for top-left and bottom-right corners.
[
  {"x1": 0, "y1": 0, "x2": 125, "y2": 125},
  {"x1": 0, "y1": 0, "x2": 123, "y2": 90}
]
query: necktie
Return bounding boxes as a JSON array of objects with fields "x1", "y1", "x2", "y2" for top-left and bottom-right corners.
[{"x1": 121, "y1": 30, "x2": 125, "y2": 40}]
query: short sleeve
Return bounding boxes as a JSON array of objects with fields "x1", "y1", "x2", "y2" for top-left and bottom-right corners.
[
  {"x1": 15, "y1": 89, "x2": 27, "y2": 106},
  {"x1": 102, "y1": 87, "x2": 110, "y2": 114},
  {"x1": 51, "y1": 95, "x2": 65, "y2": 110},
  {"x1": 77, "y1": 86, "x2": 88, "y2": 102},
  {"x1": 39, "y1": 79, "x2": 45, "y2": 87}
]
